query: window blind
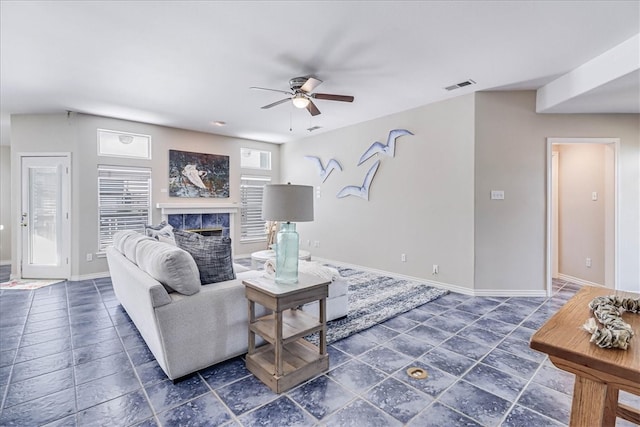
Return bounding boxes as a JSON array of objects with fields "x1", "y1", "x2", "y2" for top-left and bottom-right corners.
[
  {"x1": 98, "y1": 165, "x2": 152, "y2": 252},
  {"x1": 240, "y1": 175, "x2": 270, "y2": 242}
]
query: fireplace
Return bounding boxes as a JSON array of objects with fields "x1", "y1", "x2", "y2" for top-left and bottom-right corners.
[
  {"x1": 156, "y1": 203, "x2": 238, "y2": 238},
  {"x1": 186, "y1": 227, "x2": 223, "y2": 236}
]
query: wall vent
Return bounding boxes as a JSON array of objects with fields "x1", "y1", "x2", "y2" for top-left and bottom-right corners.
[{"x1": 444, "y1": 79, "x2": 476, "y2": 91}]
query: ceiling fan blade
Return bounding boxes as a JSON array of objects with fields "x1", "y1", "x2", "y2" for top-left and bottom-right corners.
[
  {"x1": 250, "y1": 86, "x2": 293, "y2": 96},
  {"x1": 300, "y1": 77, "x2": 323, "y2": 93},
  {"x1": 306, "y1": 100, "x2": 321, "y2": 116},
  {"x1": 261, "y1": 98, "x2": 291, "y2": 109},
  {"x1": 312, "y1": 93, "x2": 354, "y2": 102}
]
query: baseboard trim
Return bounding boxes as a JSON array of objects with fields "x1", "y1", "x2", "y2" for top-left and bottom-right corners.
[
  {"x1": 473, "y1": 289, "x2": 548, "y2": 297},
  {"x1": 70, "y1": 272, "x2": 111, "y2": 282},
  {"x1": 312, "y1": 257, "x2": 476, "y2": 296},
  {"x1": 0, "y1": 260, "x2": 11, "y2": 266},
  {"x1": 557, "y1": 273, "x2": 604, "y2": 288},
  {"x1": 313, "y1": 257, "x2": 551, "y2": 297}
]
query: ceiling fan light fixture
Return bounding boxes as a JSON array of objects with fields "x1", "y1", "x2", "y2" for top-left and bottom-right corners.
[{"x1": 292, "y1": 94, "x2": 310, "y2": 109}]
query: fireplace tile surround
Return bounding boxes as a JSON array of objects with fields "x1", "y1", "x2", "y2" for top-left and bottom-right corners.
[
  {"x1": 157, "y1": 203, "x2": 237, "y2": 238},
  {"x1": 168, "y1": 213, "x2": 230, "y2": 236}
]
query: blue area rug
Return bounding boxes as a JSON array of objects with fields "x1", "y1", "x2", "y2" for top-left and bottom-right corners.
[{"x1": 307, "y1": 267, "x2": 449, "y2": 345}]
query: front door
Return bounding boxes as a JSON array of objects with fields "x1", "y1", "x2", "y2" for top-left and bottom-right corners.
[{"x1": 20, "y1": 155, "x2": 70, "y2": 279}]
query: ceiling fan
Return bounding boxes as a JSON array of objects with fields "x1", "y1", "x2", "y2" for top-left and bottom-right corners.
[{"x1": 250, "y1": 76, "x2": 354, "y2": 116}]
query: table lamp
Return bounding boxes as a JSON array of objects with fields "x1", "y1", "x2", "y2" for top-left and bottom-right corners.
[{"x1": 262, "y1": 183, "x2": 314, "y2": 284}]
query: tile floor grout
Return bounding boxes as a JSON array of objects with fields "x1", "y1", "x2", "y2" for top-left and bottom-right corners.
[{"x1": 1, "y1": 265, "x2": 638, "y2": 426}]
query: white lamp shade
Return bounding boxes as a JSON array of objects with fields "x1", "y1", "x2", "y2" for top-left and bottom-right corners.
[{"x1": 262, "y1": 184, "x2": 314, "y2": 222}]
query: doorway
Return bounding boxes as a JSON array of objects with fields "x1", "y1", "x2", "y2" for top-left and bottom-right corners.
[
  {"x1": 20, "y1": 154, "x2": 71, "y2": 279},
  {"x1": 546, "y1": 138, "x2": 618, "y2": 296}
]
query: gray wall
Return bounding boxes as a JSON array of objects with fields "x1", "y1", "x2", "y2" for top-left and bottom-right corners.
[
  {"x1": 281, "y1": 94, "x2": 477, "y2": 292},
  {"x1": 0, "y1": 145, "x2": 11, "y2": 264},
  {"x1": 10, "y1": 113, "x2": 280, "y2": 279},
  {"x1": 474, "y1": 91, "x2": 639, "y2": 293},
  {"x1": 282, "y1": 90, "x2": 639, "y2": 294},
  {"x1": 557, "y1": 144, "x2": 606, "y2": 285}
]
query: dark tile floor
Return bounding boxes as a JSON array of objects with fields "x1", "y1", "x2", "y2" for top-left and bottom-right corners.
[{"x1": 0, "y1": 264, "x2": 638, "y2": 426}]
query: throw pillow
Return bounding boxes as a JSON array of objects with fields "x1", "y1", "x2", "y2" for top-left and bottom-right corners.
[
  {"x1": 173, "y1": 230, "x2": 236, "y2": 284},
  {"x1": 145, "y1": 221, "x2": 176, "y2": 246},
  {"x1": 135, "y1": 239, "x2": 201, "y2": 295}
]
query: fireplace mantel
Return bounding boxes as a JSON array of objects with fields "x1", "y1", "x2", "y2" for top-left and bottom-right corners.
[{"x1": 156, "y1": 203, "x2": 238, "y2": 216}]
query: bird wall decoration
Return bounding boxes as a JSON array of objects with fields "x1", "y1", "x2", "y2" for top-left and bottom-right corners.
[
  {"x1": 304, "y1": 156, "x2": 343, "y2": 183},
  {"x1": 336, "y1": 160, "x2": 381, "y2": 201},
  {"x1": 182, "y1": 164, "x2": 208, "y2": 189},
  {"x1": 357, "y1": 129, "x2": 413, "y2": 166}
]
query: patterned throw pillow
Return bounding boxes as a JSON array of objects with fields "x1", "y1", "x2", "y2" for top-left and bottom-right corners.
[
  {"x1": 173, "y1": 230, "x2": 236, "y2": 284},
  {"x1": 145, "y1": 221, "x2": 176, "y2": 246}
]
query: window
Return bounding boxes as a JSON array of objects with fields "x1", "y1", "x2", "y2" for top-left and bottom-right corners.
[
  {"x1": 240, "y1": 175, "x2": 271, "y2": 242},
  {"x1": 98, "y1": 129, "x2": 152, "y2": 159},
  {"x1": 240, "y1": 148, "x2": 271, "y2": 170},
  {"x1": 98, "y1": 165, "x2": 152, "y2": 252}
]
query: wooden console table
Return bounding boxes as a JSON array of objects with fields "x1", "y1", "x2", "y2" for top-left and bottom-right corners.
[
  {"x1": 530, "y1": 286, "x2": 640, "y2": 426},
  {"x1": 243, "y1": 273, "x2": 329, "y2": 393}
]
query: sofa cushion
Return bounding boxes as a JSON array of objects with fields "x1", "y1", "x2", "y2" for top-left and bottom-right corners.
[
  {"x1": 145, "y1": 221, "x2": 177, "y2": 246},
  {"x1": 123, "y1": 234, "x2": 155, "y2": 264},
  {"x1": 112, "y1": 230, "x2": 139, "y2": 254},
  {"x1": 135, "y1": 239, "x2": 201, "y2": 295},
  {"x1": 173, "y1": 230, "x2": 236, "y2": 284}
]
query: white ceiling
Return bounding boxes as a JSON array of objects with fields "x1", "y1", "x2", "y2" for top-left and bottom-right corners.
[{"x1": 1, "y1": 1, "x2": 638, "y2": 146}]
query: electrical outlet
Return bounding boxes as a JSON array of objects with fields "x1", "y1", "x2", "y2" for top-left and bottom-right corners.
[
  {"x1": 432, "y1": 264, "x2": 439, "y2": 275},
  {"x1": 586, "y1": 258, "x2": 592, "y2": 268},
  {"x1": 313, "y1": 240, "x2": 320, "y2": 248},
  {"x1": 401, "y1": 254, "x2": 406, "y2": 262},
  {"x1": 86, "y1": 253, "x2": 93, "y2": 262}
]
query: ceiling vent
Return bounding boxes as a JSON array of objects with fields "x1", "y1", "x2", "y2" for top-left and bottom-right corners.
[
  {"x1": 307, "y1": 126, "x2": 322, "y2": 132},
  {"x1": 444, "y1": 79, "x2": 476, "y2": 91}
]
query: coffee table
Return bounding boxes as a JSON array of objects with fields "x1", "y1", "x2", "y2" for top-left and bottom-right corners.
[
  {"x1": 243, "y1": 273, "x2": 329, "y2": 393},
  {"x1": 250, "y1": 249, "x2": 311, "y2": 269},
  {"x1": 530, "y1": 286, "x2": 640, "y2": 426}
]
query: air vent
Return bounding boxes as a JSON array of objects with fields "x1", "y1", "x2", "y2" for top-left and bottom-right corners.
[
  {"x1": 444, "y1": 79, "x2": 476, "y2": 91},
  {"x1": 307, "y1": 126, "x2": 322, "y2": 132}
]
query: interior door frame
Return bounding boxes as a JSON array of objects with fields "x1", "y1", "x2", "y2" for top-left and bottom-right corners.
[
  {"x1": 546, "y1": 138, "x2": 619, "y2": 296},
  {"x1": 18, "y1": 152, "x2": 71, "y2": 279}
]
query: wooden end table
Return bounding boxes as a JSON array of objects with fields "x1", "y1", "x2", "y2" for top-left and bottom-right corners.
[
  {"x1": 243, "y1": 273, "x2": 330, "y2": 393},
  {"x1": 530, "y1": 286, "x2": 640, "y2": 426}
]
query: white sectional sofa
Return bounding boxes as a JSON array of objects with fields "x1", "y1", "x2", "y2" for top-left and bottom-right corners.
[{"x1": 106, "y1": 230, "x2": 348, "y2": 380}]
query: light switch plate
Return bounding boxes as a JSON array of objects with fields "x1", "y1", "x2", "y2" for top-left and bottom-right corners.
[{"x1": 491, "y1": 190, "x2": 505, "y2": 200}]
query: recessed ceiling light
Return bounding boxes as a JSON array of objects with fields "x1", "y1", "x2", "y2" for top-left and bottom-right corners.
[{"x1": 213, "y1": 121, "x2": 226, "y2": 126}]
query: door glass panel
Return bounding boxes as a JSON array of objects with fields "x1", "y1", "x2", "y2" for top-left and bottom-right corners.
[{"x1": 29, "y1": 166, "x2": 60, "y2": 265}]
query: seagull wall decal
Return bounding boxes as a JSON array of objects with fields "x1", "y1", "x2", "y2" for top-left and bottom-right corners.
[
  {"x1": 336, "y1": 160, "x2": 381, "y2": 201},
  {"x1": 357, "y1": 129, "x2": 414, "y2": 166},
  {"x1": 304, "y1": 156, "x2": 343, "y2": 183}
]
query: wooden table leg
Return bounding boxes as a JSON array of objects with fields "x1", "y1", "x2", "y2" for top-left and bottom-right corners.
[
  {"x1": 319, "y1": 297, "x2": 326, "y2": 356},
  {"x1": 275, "y1": 310, "x2": 283, "y2": 377},
  {"x1": 247, "y1": 300, "x2": 255, "y2": 354},
  {"x1": 570, "y1": 375, "x2": 609, "y2": 427},
  {"x1": 603, "y1": 386, "x2": 619, "y2": 427}
]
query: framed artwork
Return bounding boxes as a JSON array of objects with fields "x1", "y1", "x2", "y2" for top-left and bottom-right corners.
[{"x1": 169, "y1": 149, "x2": 230, "y2": 198}]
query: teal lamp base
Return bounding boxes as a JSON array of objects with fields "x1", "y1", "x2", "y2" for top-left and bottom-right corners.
[{"x1": 275, "y1": 222, "x2": 299, "y2": 284}]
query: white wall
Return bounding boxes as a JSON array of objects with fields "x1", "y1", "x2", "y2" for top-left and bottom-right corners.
[
  {"x1": 557, "y1": 144, "x2": 606, "y2": 285},
  {"x1": 475, "y1": 91, "x2": 639, "y2": 293},
  {"x1": 281, "y1": 94, "x2": 476, "y2": 291},
  {"x1": 0, "y1": 145, "x2": 11, "y2": 264},
  {"x1": 11, "y1": 113, "x2": 280, "y2": 279}
]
